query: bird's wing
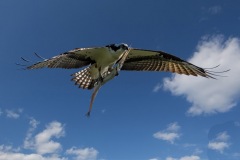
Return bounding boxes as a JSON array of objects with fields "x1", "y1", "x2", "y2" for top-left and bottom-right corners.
[
  {"x1": 26, "y1": 47, "x2": 107, "y2": 69},
  {"x1": 121, "y1": 48, "x2": 214, "y2": 78}
]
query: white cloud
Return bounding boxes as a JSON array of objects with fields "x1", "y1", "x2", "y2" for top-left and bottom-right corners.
[
  {"x1": 0, "y1": 120, "x2": 100, "y2": 160},
  {"x1": 24, "y1": 118, "x2": 40, "y2": 150},
  {"x1": 163, "y1": 36, "x2": 240, "y2": 116},
  {"x1": 208, "y1": 142, "x2": 229, "y2": 153},
  {"x1": 166, "y1": 155, "x2": 200, "y2": 160},
  {"x1": 153, "y1": 122, "x2": 181, "y2": 144},
  {"x1": 208, "y1": 131, "x2": 230, "y2": 153},
  {"x1": 149, "y1": 158, "x2": 159, "y2": 160},
  {"x1": 66, "y1": 147, "x2": 98, "y2": 160},
  {"x1": 166, "y1": 157, "x2": 177, "y2": 160},
  {"x1": 29, "y1": 117, "x2": 40, "y2": 129},
  {"x1": 34, "y1": 121, "x2": 65, "y2": 155},
  {"x1": 0, "y1": 145, "x2": 20, "y2": 153},
  {"x1": 0, "y1": 144, "x2": 65, "y2": 160},
  {"x1": 23, "y1": 120, "x2": 65, "y2": 155},
  {"x1": 179, "y1": 155, "x2": 200, "y2": 160},
  {"x1": 216, "y1": 131, "x2": 230, "y2": 141},
  {"x1": 153, "y1": 83, "x2": 162, "y2": 92},
  {"x1": 5, "y1": 108, "x2": 23, "y2": 119},
  {"x1": 0, "y1": 151, "x2": 66, "y2": 160},
  {"x1": 153, "y1": 132, "x2": 180, "y2": 144}
]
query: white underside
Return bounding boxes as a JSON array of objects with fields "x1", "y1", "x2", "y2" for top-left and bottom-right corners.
[{"x1": 88, "y1": 48, "x2": 125, "y2": 79}]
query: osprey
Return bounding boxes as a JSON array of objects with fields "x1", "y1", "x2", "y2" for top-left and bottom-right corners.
[{"x1": 20, "y1": 43, "x2": 225, "y2": 116}]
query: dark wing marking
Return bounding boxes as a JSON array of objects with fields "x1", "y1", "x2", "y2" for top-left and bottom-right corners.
[
  {"x1": 122, "y1": 49, "x2": 215, "y2": 78},
  {"x1": 26, "y1": 47, "x2": 106, "y2": 69}
]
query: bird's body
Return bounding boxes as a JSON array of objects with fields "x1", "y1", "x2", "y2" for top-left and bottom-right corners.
[{"x1": 21, "y1": 43, "x2": 225, "y2": 116}]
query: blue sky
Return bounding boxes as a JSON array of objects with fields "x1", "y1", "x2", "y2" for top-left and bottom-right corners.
[{"x1": 0, "y1": 0, "x2": 240, "y2": 160}]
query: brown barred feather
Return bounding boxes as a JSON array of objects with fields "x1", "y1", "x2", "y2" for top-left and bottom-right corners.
[
  {"x1": 159, "y1": 61, "x2": 165, "y2": 71},
  {"x1": 148, "y1": 60, "x2": 155, "y2": 70},
  {"x1": 174, "y1": 63, "x2": 181, "y2": 74},
  {"x1": 178, "y1": 64, "x2": 188, "y2": 75},
  {"x1": 184, "y1": 66, "x2": 197, "y2": 76},
  {"x1": 155, "y1": 61, "x2": 161, "y2": 71},
  {"x1": 27, "y1": 53, "x2": 90, "y2": 69},
  {"x1": 169, "y1": 62, "x2": 173, "y2": 73},
  {"x1": 122, "y1": 48, "x2": 216, "y2": 78},
  {"x1": 71, "y1": 67, "x2": 96, "y2": 90},
  {"x1": 123, "y1": 59, "x2": 207, "y2": 77},
  {"x1": 163, "y1": 62, "x2": 169, "y2": 71}
]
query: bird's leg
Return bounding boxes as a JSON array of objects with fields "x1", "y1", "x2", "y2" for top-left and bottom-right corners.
[
  {"x1": 97, "y1": 66, "x2": 106, "y2": 83},
  {"x1": 115, "y1": 49, "x2": 131, "y2": 74},
  {"x1": 101, "y1": 67, "x2": 118, "y2": 86}
]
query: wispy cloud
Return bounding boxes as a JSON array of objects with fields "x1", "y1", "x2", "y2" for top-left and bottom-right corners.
[
  {"x1": 153, "y1": 122, "x2": 181, "y2": 144},
  {"x1": 208, "y1": 142, "x2": 229, "y2": 153},
  {"x1": 0, "y1": 108, "x2": 2, "y2": 116},
  {"x1": 166, "y1": 155, "x2": 200, "y2": 160},
  {"x1": 163, "y1": 35, "x2": 240, "y2": 116},
  {"x1": 24, "y1": 117, "x2": 40, "y2": 150},
  {"x1": 182, "y1": 143, "x2": 203, "y2": 155},
  {"x1": 5, "y1": 108, "x2": 23, "y2": 119},
  {"x1": 101, "y1": 109, "x2": 106, "y2": 114},
  {"x1": 153, "y1": 83, "x2": 162, "y2": 92},
  {"x1": 199, "y1": 5, "x2": 222, "y2": 22},
  {"x1": 208, "y1": 131, "x2": 230, "y2": 153},
  {"x1": 182, "y1": 143, "x2": 196, "y2": 148},
  {"x1": 0, "y1": 145, "x2": 20, "y2": 153},
  {"x1": 149, "y1": 158, "x2": 159, "y2": 160},
  {"x1": 215, "y1": 131, "x2": 230, "y2": 141},
  {"x1": 179, "y1": 155, "x2": 200, "y2": 160},
  {"x1": 233, "y1": 152, "x2": 240, "y2": 157},
  {"x1": 0, "y1": 149, "x2": 66, "y2": 160},
  {"x1": 208, "y1": 5, "x2": 222, "y2": 15},
  {"x1": 234, "y1": 121, "x2": 240, "y2": 127},
  {"x1": 166, "y1": 122, "x2": 181, "y2": 132},
  {"x1": 0, "y1": 120, "x2": 100, "y2": 160},
  {"x1": 66, "y1": 147, "x2": 99, "y2": 160},
  {"x1": 154, "y1": 132, "x2": 180, "y2": 144},
  {"x1": 193, "y1": 148, "x2": 203, "y2": 155}
]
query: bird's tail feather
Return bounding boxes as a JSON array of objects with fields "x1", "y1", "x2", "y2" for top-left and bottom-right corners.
[{"x1": 71, "y1": 67, "x2": 97, "y2": 90}]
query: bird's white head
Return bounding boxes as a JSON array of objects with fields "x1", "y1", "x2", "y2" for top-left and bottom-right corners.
[{"x1": 106, "y1": 43, "x2": 129, "y2": 52}]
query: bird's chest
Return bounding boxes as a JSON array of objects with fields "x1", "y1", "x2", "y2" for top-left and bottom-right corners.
[{"x1": 93, "y1": 51, "x2": 122, "y2": 68}]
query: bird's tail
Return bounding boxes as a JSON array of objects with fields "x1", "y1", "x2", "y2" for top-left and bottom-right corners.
[{"x1": 71, "y1": 67, "x2": 97, "y2": 90}]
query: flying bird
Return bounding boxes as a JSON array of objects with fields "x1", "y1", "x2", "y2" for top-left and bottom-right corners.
[{"x1": 20, "y1": 43, "x2": 226, "y2": 116}]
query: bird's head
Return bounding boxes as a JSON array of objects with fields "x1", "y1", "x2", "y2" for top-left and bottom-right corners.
[{"x1": 106, "y1": 43, "x2": 129, "y2": 52}]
